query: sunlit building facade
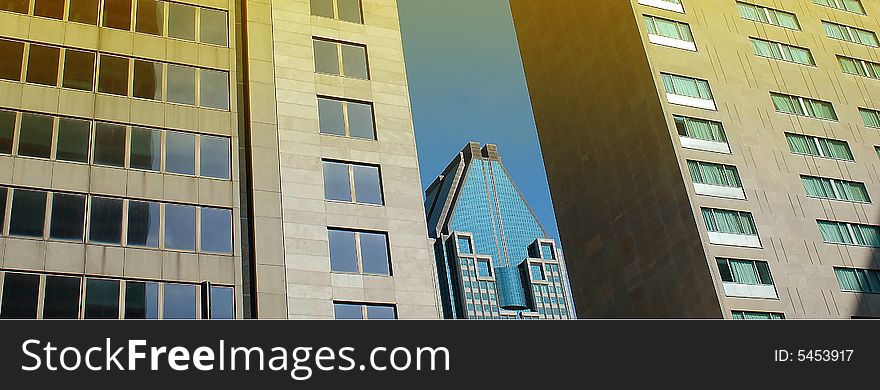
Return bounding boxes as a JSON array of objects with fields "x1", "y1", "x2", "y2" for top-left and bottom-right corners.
[
  {"x1": 425, "y1": 142, "x2": 574, "y2": 319},
  {"x1": 511, "y1": 0, "x2": 880, "y2": 318},
  {"x1": 0, "y1": 0, "x2": 440, "y2": 320}
]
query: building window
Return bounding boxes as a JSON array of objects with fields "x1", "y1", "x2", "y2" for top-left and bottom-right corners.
[
  {"x1": 26, "y1": 44, "x2": 61, "y2": 86},
  {"x1": 751, "y1": 38, "x2": 814, "y2": 66},
  {"x1": 457, "y1": 236, "x2": 473, "y2": 254},
  {"x1": 0, "y1": 272, "x2": 40, "y2": 319},
  {"x1": 540, "y1": 242, "x2": 555, "y2": 260},
  {"x1": 70, "y1": 0, "x2": 100, "y2": 25},
  {"x1": 165, "y1": 204, "x2": 196, "y2": 251},
  {"x1": 717, "y1": 258, "x2": 773, "y2": 286},
  {"x1": 785, "y1": 133, "x2": 853, "y2": 161},
  {"x1": 687, "y1": 160, "x2": 742, "y2": 188},
  {"x1": 124, "y1": 281, "x2": 159, "y2": 319},
  {"x1": 84, "y1": 278, "x2": 120, "y2": 319},
  {"x1": 130, "y1": 126, "x2": 161, "y2": 171},
  {"x1": 701, "y1": 208, "x2": 757, "y2": 236},
  {"x1": 818, "y1": 220, "x2": 880, "y2": 247},
  {"x1": 317, "y1": 97, "x2": 376, "y2": 140},
  {"x1": 771, "y1": 93, "x2": 837, "y2": 121},
  {"x1": 97, "y1": 54, "x2": 130, "y2": 96},
  {"x1": 476, "y1": 259, "x2": 492, "y2": 278},
  {"x1": 731, "y1": 311, "x2": 785, "y2": 320},
  {"x1": 311, "y1": 0, "x2": 363, "y2": 24},
  {"x1": 49, "y1": 193, "x2": 86, "y2": 241},
  {"x1": 814, "y1": 0, "x2": 865, "y2": 14},
  {"x1": 200, "y1": 7, "x2": 229, "y2": 46},
  {"x1": 861, "y1": 108, "x2": 880, "y2": 128},
  {"x1": 838, "y1": 56, "x2": 880, "y2": 80},
  {"x1": 737, "y1": 2, "x2": 800, "y2": 30},
  {"x1": 333, "y1": 302, "x2": 397, "y2": 320},
  {"x1": 163, "y1": 283, "x2": 198, "y2": 319},
  {"x1": 200, "y1": 135, "x2": 231, "y2": 179},
  {"x1": 56, "y1": 118, "x2": 91, "y2": 163},
  {"x1": 313, "y1": 38, "x2": 369, "y2": 79},
  {"x1": 209, "y1": 286, "x2": 235, "y2": 319},
  {"x1": 638, "y1": 0, "x2": 683, "y2": 13},
  {"x1": 200, "y1": 207, "x2": 233, "y2": 254},
  {"x1": 328, "y1": 228, "x2": 391, "y2": 276},
  {"x1": 660, "y1": 73, "x2": 715, "y2": 110},
  {"x1": 62, "y1": 49, "x2": 97, "y2": 91},
  {"x1": 167, "y1": 64, "x2": 196, "y2": 105},
  {"x1": 18, "y1": 112, "x2": 53, "y2": 158},
  {"x1": 166, "y1": 131, "x2": 196, "y2": 175},
  {"x1": 9, "y1": 189, "x2": 48, "y2": 238},
  {"x1": 823, "y1": 21, "x2": 879, "y2": 47},
  {"x1": 127, "y1": 200, "x2": 160, "y2": 248},
  {"x1": 530, "y1": 264, "x2": 545, "y2": 281},
  {"x1": 643, "y1": 15, "x2": 695, "y2": 51},
  {"x1": 0, "y1": 0, "x2": 30, "y2": 14},
  {"x1": 167, "y1": 2, "x2": 197, "y2": 41},
  {"x1": 133, "y1": 59, "x2": 163, "y2": 100},
  {"x1": 200, "y1": 69, "x2": 230, "y2": 110},
  {"x1": 834, "y1": 267, "x2": 880, "y2": 293},
  {"x1": 674, "y1": 115, "x2": 729, "y2": 151},
  {"x1": 0, "y1": 38, "x2": 24, "y2": 81},
  {"x1": 801, "y1": 175, "x2": 870, "y2": 203},
  {"x1": 322, "y1": 160, "x2": 383, "y2": 205},
  {"x1": 43, "y1": 275, "x2": 81, "y2": 319},
  {"x1": 89, "y1": 196, "x2": 123, "y2": 244}
]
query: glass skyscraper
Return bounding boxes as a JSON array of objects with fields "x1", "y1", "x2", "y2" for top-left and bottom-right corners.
[{"x1": 425, "y1": 142, "x2": 575, "y2": 319}]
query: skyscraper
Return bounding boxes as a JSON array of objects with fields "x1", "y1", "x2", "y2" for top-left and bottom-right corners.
[
  {"x1": 511, "y1": 0, "x2": 880, "y2": 318},
  {"x1": 0, "y1": 0, "x2": 439, "y2": 320},
  {"x1": 425, "y1": 142, "x2": 574, "y2": 319}
]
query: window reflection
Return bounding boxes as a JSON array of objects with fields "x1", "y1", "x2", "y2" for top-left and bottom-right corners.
[
  {"x1": 329, "y1": 229, "x2": 358, "y2": 273},
  {"x1": 318, "y1": 98, "x2": 345, "y2": 136},
  {"x1": 42, "y1": 276, "x2": 81, "y2": 319},
  {"x1": 88, "y1": 197, "x2": 123, "y2": 244},
  {"x1": 69, "y1": 0, "x2": 100, "y2": 25},
  {"x1": 210, "y1": 286, "x2": 234, "y2": 319},
  {"x1": 133, "y1": 59, "x2": 163, "y2": 100},
  {"x1": 135, "y1": 0, "x2": 164, "y2": 36},
  {"x1": 127, "y1": 200, "x2": 160, "y2": 248},
  {"x1": 0, "y1": 38, "x2": 24, "y2": 81},
  {"x1": 166, "y1": 131, "x2": 196, "y2": 175},
  {"x1": 124, "y1": 281, "x2": 159, "y2": 319},
  {"x1": 200, "y1": 8, "x2": 228, "y2": 46},
  {"x1": 333, "y1": 303, "x2": 363, "y2": 320},
  {"x1": 0, "y1": 110, "x2": 14, "y2": 154},
  {"x1": 0, "y1": 273, "x2": 40, "y2": 319},
  {"x1": 98, "y1": 54, "x2": 130, "y2": 96},
  {"x1": 26, "y1": 44, "x2": 60, "y2": 86},
  {"x1": 200, "y1": 207, "x2": 232, "y2": 253},
  {"x1": 199, "y1": 135, "x2": 230, "y2": 179},
  {"x1": 323, "y1": 161, "x2": 352, "y2": 202},
  {"x1": 49, "y1": 193, "x2": 86, "y2": 241},
  {"x1": 102, "y1": 0, "x2": 132, "y2": 30},
  {"x1": 62, "y1": 49, "x2": 96, "y2": 91},
  {"x1": 353, "y1": 164, "x2": 382, "y2": 205},
  {"x1": 163, "y1": 284, "x2": 197, "y2": 319},
  {"x1": 93, "y1": 122, "x2": 127, "y2": 167},
  {"x1": 168, "y1": 2, "x2": 196, "y2": 41},
  {"x1": 166, "y1": 64, "x2": 195, "y2": 105},
  {"x1": 18, "y1": 112, "x2": 54, "y2": 159},
  {"x1": 56, "y1": 118, "x2": 91, "y2": 163},
  {"x1": 9, "y1": 189, "x2": 47, "y2": 238},
  {"x1": 200, "y1": 69, "x2": 229, "y2": 110},
  {"x1": 359, "y1": 231, "x2": 390, "y2": 275},
  {"x1": 34, "y1": 0, "x2": 65, "y2": 20},
  {"x1": 165, "y1": 204, "x2": 195, "y2": 251},
  {"x1": 129, "y1": 127, "x2": 161, "y2": 171}
]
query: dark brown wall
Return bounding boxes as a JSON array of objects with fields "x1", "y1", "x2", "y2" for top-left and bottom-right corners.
[{"x1": 509, "y1": 0, "x2": 722, "y2": 317}]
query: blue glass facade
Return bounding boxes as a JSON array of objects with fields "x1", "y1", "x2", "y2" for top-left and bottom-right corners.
[{"x1": 424, "y1": 142, "x2": 575, "y2": 319}]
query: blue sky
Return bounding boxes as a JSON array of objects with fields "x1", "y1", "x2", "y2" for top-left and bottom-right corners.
[{"x1": 397, "y1": 0, "x2": 560, "y2": 241}]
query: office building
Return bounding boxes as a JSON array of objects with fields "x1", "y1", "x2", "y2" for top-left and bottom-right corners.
[
  {"x1": 511, "y1": 0, "x2": 880, "y2": 318},
  {"x1": 0, "y1": 0, "x2": 439, "y2": 319},
  {"x1": 425, "y1": 142, "x2": 574, "y2": 319}
]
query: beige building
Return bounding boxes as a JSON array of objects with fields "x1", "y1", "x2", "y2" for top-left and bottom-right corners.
[
  {"x1": 511, "y1": 0, "x2": 880, "y2": 318},
  {"x1": 0, "y1": 0, "x2": 439, "y2": 320}
]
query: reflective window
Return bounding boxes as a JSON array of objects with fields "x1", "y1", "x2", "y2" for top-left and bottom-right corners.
[
  {"x1": 62, "y1": 49, "x2": 96, "y2": 91},
  {"x1": 168, "y1": 2, "x2": 196, "y2": 41},
  {"x1": 56, "y1": 118, "x2": 91, "y2": 163},
  {"x1": 346, "y1": 101, "x2": 374, "y2": 139},
  {"x1": 323, "y1": 161, "x2": 352, "y2": 202},
  {"x1": 457, "y1": 236, "x2": 472, "y2": 254},
  {"x1": 200, "y1": 69, "x2": 229, "y2": 110},
  {"x1": 0, "y1": 109, "x2": 13, "y2": 154},
  {"x1": 200, "y1": 135, "x2": 230, "y2": 179},
  {"x1": 313, "y1": 39, "x2": 340, "y2": 75},
  {"x1": 42, "y1": 276, "x2": 81, "y2": 319},
  {"x1": 18, "y1": 112, "x2": 53, "y2": 158},
  {"x1": 0, "y1": 273, "x2": 40, "y2": 319},
  {"x1": 166, "y1": 64, "x2": 195, "y2": 105},
  {"x1": 49, "y1": 193, "x2": 86, "y2": 241},
  {"x1": 0, "y1": 188, "x2": 6, "y2": 229},
  {"x1": 310, "y1": 0, "x2": 334, "y2": 18},
  {"x1": 353, "y1": 164, "x2": 382, "y2": 205},
  {"x1": 0, "y1": 0, "x2": 29, "y2": 14},
  {"x1": 341, "y1": 44, "x2": 368, "y2": 79},
  {"x1": 318, "y1": 98, "x2": 345, "y2": 136},
  {"x1": 84, "y1": 278, "x2": 119, "y2": 319},
  {"x1": 530, "y1": 264, "x2": 545, "y2": 280},
  {"x1": 98, "y1": 54, "x2": 130, "y2": 96},
  {"x1": 210, "y1": 286, "x2": 234, "y2": 319},
  {"x1": 329, "y1": 229, "x2": 358, "y2": 273},
  {"x1": 333, "y1": 303, "x2": 363, "y2": 320},
  {"x1": 337, "y1": 0, "x2": 362, "y2": 23},
  {"x1": 135, "y1": 0, "x2": 164, "y2": 36},
  {"x1": 124, "y1": 281, "x2": 159, "y2": 319},
  {"x1": 541, "y1": 243, "x2": 555, "y2": 260},
  {"x1": 360, "y1": 231, "x2": 390, "y2": 275},
  {"x1": 102, "y1": 0, "x2": 132, "y2": 30},
  {"x1": 366, "y1": 304, "x2": 396, "y2": 320},
  {"x1": 129, "y1": 126, "x2": 161, "y2": 171},
  {"x1": 93, "y1": 122, "x2": 126, "y2": 167},
  {"x1": 69, "y1": 0, "x2": 100, "y2": 25},
  {"x1": 132, "y1": 59, "x2": 163, "y2": 100},
  {"x1": 0, "y1": 38, "x2": 24, "y2": 81},
  {"x1": 200, "y1": 8, "x2": 228, "y2": 46},
  {"x1": 9, "y1": 189, "x2": 47, "y2": 238},
  {"x1": 200, "y1": 207, "x2": 232, "y2": 253},
  {"x1": 476, "y1": 259, "x2": 492, "y2": 278},
  {"x1": 34, "y1": 0, "x2": 64, "y2": 19},
  {"x1": 26, "y1": 44, "x2": 60, "y2": 86},
  {"x1": 163, "y1": 283, "x2": 197, "y2": 319},
  {"x1": 165, "y1": 204, "x2": 195, "y2": 251},
  {"x1": 127, "y1": 200, "x2": 160, "y2": 248},
  {"x1": 166, "y1": 131, "x2": 195, "y2": 175},
  {"x1": 88, "y1": 197, "x2": 123, "y2": 244}
]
